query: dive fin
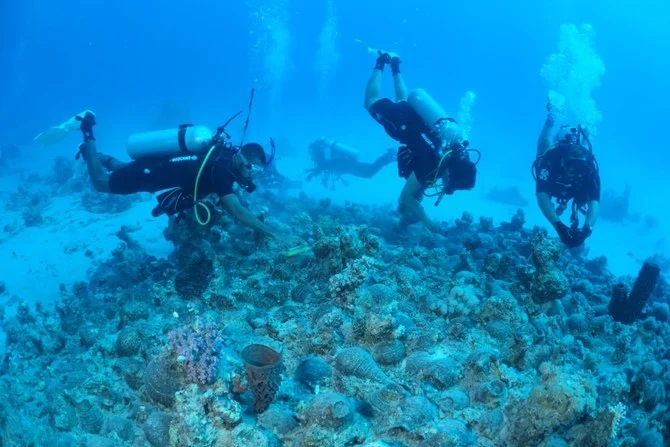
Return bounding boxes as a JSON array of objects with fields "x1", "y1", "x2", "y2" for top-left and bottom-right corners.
[{"x1": 33, "y1": 109, "x2": 96, "y2": 145}]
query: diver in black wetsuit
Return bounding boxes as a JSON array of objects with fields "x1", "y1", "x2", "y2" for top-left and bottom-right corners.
[
  {"x1": 304, "y1": 137, "x2": 396, "y2": 188},
  {"x1": 75, "y1": 112, "x2": 293, "y2": 245},
  {"x1": 363, "y1": 52, "x2": 478, "y2": 232},
  {"x1": 533, "y1": 99, "x2": 601, "y2": 248}
]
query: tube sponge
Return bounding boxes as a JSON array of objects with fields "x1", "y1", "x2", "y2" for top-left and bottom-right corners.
[
  {"x1": 629, "y1": 261, "x2": 661, "y2": 312},
  {"x1": 242, "y1": 344, "x2": 283, "y2": 413},
  {"x1": 540, "y1": 24, "x2": 605, "y2": 135},
  {"x1": 608, "y1": 283, "x2": 629, "y2": 322},
  {"x1": 608, "y1": 261, "x2": 661, "y2": 324}
]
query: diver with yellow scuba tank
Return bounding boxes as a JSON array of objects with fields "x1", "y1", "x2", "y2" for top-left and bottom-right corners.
[
  {"x1": 533, "y1": 98, "x2": 601, "y2": 248},
  {"x1": 65, "y1": 91, "x2": 296, "y2": 247},
  {"x1": 364, "y1": 51, "x2": 479, "y2": 232}
]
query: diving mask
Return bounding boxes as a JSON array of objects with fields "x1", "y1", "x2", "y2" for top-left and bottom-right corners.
[
  {"x1": 247, "y1": 163, "x2": 264, "y2": 179},
  {"x1": 230, "y1": 151, "x2": 264, "y2": 192}
]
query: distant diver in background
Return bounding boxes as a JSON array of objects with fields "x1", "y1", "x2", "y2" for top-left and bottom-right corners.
[
  {"x1": 363, "y1": 51, "x2": 479, "y2": 232},
  {"x1": 304, "y1": 137, "x2": 396, "y2": 188},
  {"x1": 66, "y1": 110, "x2": 295, "y2": 246},
  {"x1": 533, "y1": 99, "x2": 601, "y2": 248},
  {"x1": 257, "y1": 161, "x2": 303, "y2": 192}
]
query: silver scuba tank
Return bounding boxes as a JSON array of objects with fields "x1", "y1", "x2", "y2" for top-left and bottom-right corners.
[
  {"x1": 126, "y1": 125, "x2": 214, "y2": 160},
  {"x1": 408, "y1": 88, "x2": 462, "y2": 146}
]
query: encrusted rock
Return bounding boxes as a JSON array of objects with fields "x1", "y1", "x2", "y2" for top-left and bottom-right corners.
[
  {"x1": 372, "y1": 340, "x2": 406, "y2": 366},
  {"x1": 335, "y1": 347, "x2": 390, "y2": 383},
  {"x1": 143, "y1": 411, "x2": 172, "y2": 447},
  {"x1": 304, "y1": 392, "x2": 355, "y2": 430},
  {"x1": 115, "y1": 327, "x2": 142, "y2": 357},
  {"x1": 144, "y1": 356, "x2": 184, "y2": 407}
]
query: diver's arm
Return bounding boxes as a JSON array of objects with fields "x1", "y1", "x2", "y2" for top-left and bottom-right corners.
[
  {"x1": 305, "y1": 166, "x2": 324, "y2": 181},
  {"x1": 393, "y1": 73, "x2": 408, "y2": 102},
  {"x1": 584, "y1": 200, "x2": 599, "y2": 228},
  {"x1": 220, "y1": 194, "x2": 280, "y2": 240},
  {"x1": 399, "y1": 174, "x2": 438, "y2": 231},
  {"x1": 537, "y1": 192, "x2": 560, "y2": 226}
]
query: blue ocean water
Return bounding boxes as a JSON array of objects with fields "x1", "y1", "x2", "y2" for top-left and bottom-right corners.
[
  {"x1": 1, "y1": 1, "x2": 667, "y2": 162},
  {"x1": 2, "y1": 0, "x2": 668, "y2": 208},
  {"x1": 1, "y1": 1, "x2": 670, "y2": 445}
]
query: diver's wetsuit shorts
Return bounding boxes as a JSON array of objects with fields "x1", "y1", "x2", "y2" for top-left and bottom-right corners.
[
  {"x1": 369, "y1": 98, "x2": 439, "y2": 185},
  {"x1": 109, "y1": 159, "x2": 184, "y2": 195}
]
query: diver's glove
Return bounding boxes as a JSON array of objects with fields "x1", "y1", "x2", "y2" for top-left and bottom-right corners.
[
  {"x1": 553, "y1": 221, "x2": 576, "y2": 246},
  {"x1": 390, "y1": 56, "x2": 402, "y2": 75},
  {"x1": 375, "y1": 52, "x2": 391, "y2": 70},
  {"x1": 76, "y1": 111, "x2": 96, "y2": 143},
  {"x1": 570, "y1": 225, "x2": 593, "y2": 246}
]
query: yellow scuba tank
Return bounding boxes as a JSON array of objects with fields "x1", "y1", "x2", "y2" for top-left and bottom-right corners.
[{"x1": 126, "y1": 124, "x2": 214, "y2": 160}]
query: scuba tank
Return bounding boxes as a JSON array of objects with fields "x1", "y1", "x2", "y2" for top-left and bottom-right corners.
[
  {"x1": 126, "y1": 124, "x2": 214, "y2": 160},
  {"x1": 312, "y1": 137, "x2": 360, "y2": 162},
  {"x1": 324, "y1": 140, "x2": 359, "y2": 161},
  {"x1": 408, "y1": 88, "x2": 462, "y2": 146}
]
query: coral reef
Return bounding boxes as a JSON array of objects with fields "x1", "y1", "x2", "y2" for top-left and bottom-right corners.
[{"x1": 0, "y1": 187, "x2": 668, "y2": 447}]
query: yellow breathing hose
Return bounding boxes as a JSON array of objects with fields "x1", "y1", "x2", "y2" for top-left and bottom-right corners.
[{"x1": 193, "y1": 144, "x2": 217, "y2": 226}]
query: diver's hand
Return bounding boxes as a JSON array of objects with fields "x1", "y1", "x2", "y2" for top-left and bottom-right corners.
[
  {"x1": 76, "y1": 111, "x2": 97, "y2": 142},
  {"x1": 570, "y1": 225, "x2": 593, "y2": 247},
  {"x1": 375, "y1": 51, "x2": 392, "y2": 70},
  {"x1": 553, "y1": 221, "x2": 575, "y2": 246},
  {"x1": 390, "y1": 56, "x2": 402, "y2": 74}
]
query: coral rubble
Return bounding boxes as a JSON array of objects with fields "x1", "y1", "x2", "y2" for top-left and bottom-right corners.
[{"x1": 0, "y1": 188, "x2": 668, "y2": 447}]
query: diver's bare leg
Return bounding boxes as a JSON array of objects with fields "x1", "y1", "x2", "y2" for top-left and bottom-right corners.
[
  {"x1": 391, "y1": 57, "x2": 408, "y2": 102},
  {"x1": 364, "y1": 53, "x2": 390, "y2": 110},
  {"x1": 79, "y1": 141, "x2": 112, "y2": 192},
  {"x1": 364, "y1": 70, "x2": 383, "y2": 110},
  {"x1": 537, "y1": 100, "x2": 556, "y2": 157},
  {"x1": 99, "y1": 154, "x2": 128, "y2": 171}
]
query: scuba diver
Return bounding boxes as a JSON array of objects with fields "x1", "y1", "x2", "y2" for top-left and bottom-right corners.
[
  {"x1": 257, "y1": 161, "x2": 303, "y2": 192},
  {"x1": 304, "y1": 137, "x2": 396, "y2": 188},
  {"x1": 533, "y1": 99, "x2": 601, "y2": 248},
  {"x1": 364, "y1": 51, "x2": 479, "y2": 232},
  {"x1": 69, "y1": 108, "x2": 295, "y2": 246}
]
